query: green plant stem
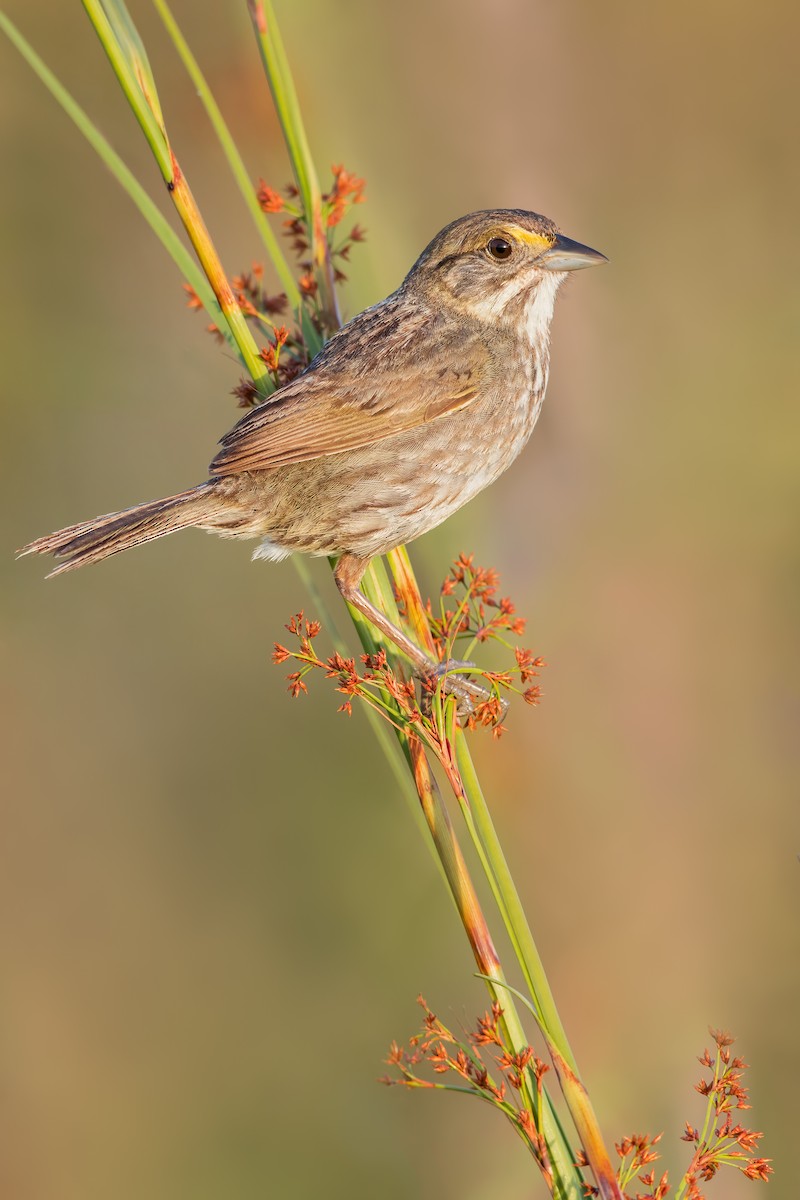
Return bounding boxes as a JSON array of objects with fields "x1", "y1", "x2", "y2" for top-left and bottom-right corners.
[
  {"x1": 407, "y1": 744, "x2": 583, "y2": 1199},
  {"x1": 151, "y1": 0, "x2": 300, "y2": 306},
  {"x1": 453, "y1": 734, "x2": 623, "y2": 1196},
  {"x1": 82, "y1": 0, "x2": 170, "y2": 172},
  {"x1": 382, "y1": 549, "x2": 625, "y2": 1197},
  {"x1": 454, "y1": 730, "x2": 578, "y2": 1071},
  {"x1": 347, "y1": 557, "x2": 580, "y2": 1196},
  {"x1": 247, "y1": 0, "x2": 340, "y2": 330}
]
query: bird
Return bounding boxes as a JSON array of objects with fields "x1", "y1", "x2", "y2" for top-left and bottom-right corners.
[{"x1": 20, "y1": 209, "x2": 606, "y2": 696}]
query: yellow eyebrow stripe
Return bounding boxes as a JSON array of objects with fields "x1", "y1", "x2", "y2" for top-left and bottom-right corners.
[{"x1": 508, "y1": 227, "x2": 555, "y2": 250}]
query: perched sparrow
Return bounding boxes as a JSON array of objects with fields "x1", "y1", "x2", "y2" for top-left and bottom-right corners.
[{"x1": 21, "y1": 209, "x2": 605, "y2": 692}]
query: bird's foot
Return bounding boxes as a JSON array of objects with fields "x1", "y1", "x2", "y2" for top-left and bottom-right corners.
[{"x1": 417, "y1": 658, "x2": 509, "y2": 725}]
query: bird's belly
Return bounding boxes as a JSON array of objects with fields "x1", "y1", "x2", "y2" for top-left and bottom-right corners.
[
  {"x1": 240, "y1": 380, "x2": 545, "y2": 561},
  {"x1": 326, "y1": 382, "x2": 544, "y2": 556}
]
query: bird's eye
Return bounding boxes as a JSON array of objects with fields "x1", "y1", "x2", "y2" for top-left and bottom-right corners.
[{"x1": 487, "y1": 237, "x2": 513, "y2": 261}]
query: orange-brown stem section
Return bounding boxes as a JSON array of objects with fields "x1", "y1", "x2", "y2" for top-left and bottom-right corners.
[
  {"x1": 249, "y1": 0, "x2": 267, "y2": 36},
  {"x1": 168, "y1": 151, "x2": 238, "y2": 315},
  {"x1": 387, "y1": 547, "x2": 437, "y2": 658},
  {"x1": 396, "y1": 554, "x2": 621, "y2": 1200},
  {"x1": 312, "y1": 201, "x2": 342, "y2": 332},
  {"x1": 407, "y1": 739, "x2": 544, "y2": 1149},
  {"x1": 549, "y1": 1046, "x2": 623, "y2": 1200},
  {"x1": 409, "y1": 739, "x2": 500, "y2": 976},
  {"x1": 166, "y1": 149, "x2": 266, "y2": 388}
]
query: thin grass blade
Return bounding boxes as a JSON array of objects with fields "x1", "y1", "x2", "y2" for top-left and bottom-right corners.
[
  {"x1": 97, "y1": 0, "x2": 166, "y2": 130},
  {"x1": 247, "y1": 0, "x2": 340, "y2": 330},
  {"x1": 151, "y1": 0, "x2": 300, "y2": 306},
  {"x1": 82, "y1": 0, "x2": 170, "y2": 176},
  {"x1": 83, "y1": 0, "x2": 271, "y2": 389},
  {"x1": 477, "y1": 975, "x2": 623, "y2": 1200}
]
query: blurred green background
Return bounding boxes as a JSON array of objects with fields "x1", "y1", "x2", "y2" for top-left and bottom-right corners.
[{"x1": 2, "y1": 3, "x2": 798, "y2": 1198}]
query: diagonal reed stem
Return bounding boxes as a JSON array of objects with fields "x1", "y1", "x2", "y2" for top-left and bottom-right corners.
[
  {"x1": 385, "y1": 553, "x2": 621, "y2": 1199},
  {"x1": 82, "y1": 0, "x2": 271, "y2": 393},
  {"x1": 150, "y1": 0, "x2": 300, "y2": 307},
  {"x1": 354, "y1": 561, "x2": 584, "y2": 1195}
]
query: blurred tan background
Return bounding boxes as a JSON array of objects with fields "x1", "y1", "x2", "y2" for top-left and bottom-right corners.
[{"x1": 2, "y1": 2, "x2": 798, "y2": 1198}]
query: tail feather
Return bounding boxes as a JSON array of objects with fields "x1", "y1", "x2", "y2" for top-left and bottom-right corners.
[{"x1": 18, "y1": 484, "x2": 215, "y2": 576}]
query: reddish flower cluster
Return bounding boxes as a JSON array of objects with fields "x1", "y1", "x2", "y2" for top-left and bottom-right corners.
[
  {"x1": 426, "y1": 553, "x2": 546, "y2": 718},
  {"x1": 232, "y1": 263, "x2": 288, "y2": 318},
  {"x1": 606, "y1": 1030, "x2": 772, "y2": 1200},
  {"x1": 256, "y1": 179, "x2": 284, "y2": 213},
  {"x1": 184, "y1": 266, "x2": 311, "y2": 405},
  {"x1": 679, "y1": 1030, "x2": 772, "y2": 1195},
  {"x1": 382, "y1": 997, "x2": 553, "y2": 1185},
  {"x1": 430, "y1": 554, "x2": 532, "y2": 647},
  {"x1": 271, "y1": 558, "x2": 546, "y2": 748},
  {"x1": 257, "y1": 164, "x2": 367, "y2": 292},
  {"x1": 324, "y1": 163, "x2": 366, "y2": 227},
  {"x1": 274, "y1": 621, "x2": 436, "y2": 730},
  {"x1": 258, "y1": 323, "x2": 290, "y2": 381},
  {"x1": 610, "y1": 1133, "x2": 668, "y2": 1200},
  {"x1": 184, "y1": 165, "x2": 367, "y2": 406}
]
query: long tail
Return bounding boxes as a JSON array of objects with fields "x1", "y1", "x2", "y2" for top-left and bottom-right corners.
[{"x1": 18, "y1": 483, "x2": 218, "y2": 577}]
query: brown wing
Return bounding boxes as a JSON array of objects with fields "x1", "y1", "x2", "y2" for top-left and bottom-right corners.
[{"x1": 209, "y1": 311, "x2": 487, "y2": 477}]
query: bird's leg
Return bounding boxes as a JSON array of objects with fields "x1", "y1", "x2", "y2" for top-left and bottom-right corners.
[
  {"x1": 334, "y1": 553, "x2": 497, "y2": 719},
  {"x1": 334, "y1": 553, "x2": 435, "y2": 674}
]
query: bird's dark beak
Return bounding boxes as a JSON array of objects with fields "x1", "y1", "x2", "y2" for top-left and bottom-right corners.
[{"x1": 540, "y1": 234, "x2": 608, "y2": 272}]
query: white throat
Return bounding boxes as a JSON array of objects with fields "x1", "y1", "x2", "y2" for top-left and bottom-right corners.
[
  {"x1": 478, "y1": 269, "x2": 564, "y2": 348},
  {"x1": 524, "y1": 270, "x2": 563, "y2": 347}
]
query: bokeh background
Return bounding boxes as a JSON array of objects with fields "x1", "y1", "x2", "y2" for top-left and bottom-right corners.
[{"x1": 2, "y1": 3, "x2": 798, "y2": 1198}]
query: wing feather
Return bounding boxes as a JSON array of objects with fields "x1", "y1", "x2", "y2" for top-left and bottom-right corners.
[{"x1": 210, "y1": 306, "x2": 486, "y2": 477}]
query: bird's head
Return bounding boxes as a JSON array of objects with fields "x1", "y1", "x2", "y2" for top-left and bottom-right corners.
[{"x1": 406, "y1": 209, "x2": 607, "y2": 343}]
